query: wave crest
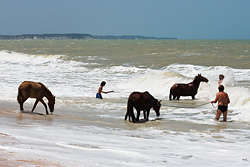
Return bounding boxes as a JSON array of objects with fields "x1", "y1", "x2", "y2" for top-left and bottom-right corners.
[{"x1": 0, "y1": 50, "x2": 65, "y2": 65}]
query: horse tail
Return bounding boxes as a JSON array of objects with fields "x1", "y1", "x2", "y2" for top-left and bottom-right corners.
[
  {"x1": 125, "y1": 98, "x2": 132, "y2": 121},
  {"x1": 169, "y1": 91, "x2": 172, "y2": 100},
  {"x1": 125, "y1": 96, "x2": 135, "y2": 122},
  {"x1": 17, "y1": 86, "x2": 24, "y2": 104},
  {"x1": 125, "y1": 103, "x2": 128, "y2": 121}
]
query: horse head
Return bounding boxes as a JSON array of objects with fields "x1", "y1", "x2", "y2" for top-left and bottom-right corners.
[
  {"x1": 48, "y1": 95, "x2": 55, "y2": 113},
  {"x1": 153, "y1": 100, "x2": 162, "y2": 116},
  {"x1": 198, "y1": 74, "x2": 209, "y2": 83}
]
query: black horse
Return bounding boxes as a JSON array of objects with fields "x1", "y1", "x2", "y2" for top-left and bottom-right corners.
[
  {"x1": 169, "y1": 74, "x2": 208, "y2": 100},
  {"x1": 125, "y1": 91, "x2": 161, "y2": 123}
]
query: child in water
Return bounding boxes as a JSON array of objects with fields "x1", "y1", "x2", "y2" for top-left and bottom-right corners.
[
  {"x1": 96, "y1": 81, "x2": 113, "y2": 99},
  {"x1": 218, "y1": 74, "x2": 224, "y2": 85}
]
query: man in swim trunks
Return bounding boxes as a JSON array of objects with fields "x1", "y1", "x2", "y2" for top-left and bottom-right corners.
[{"x1": 211, "y1": 85, "x2": 230, "y2": 121}]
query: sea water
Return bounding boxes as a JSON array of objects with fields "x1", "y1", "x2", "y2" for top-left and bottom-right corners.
[{"x1": 0, "y1": 39, "x2": 250, "y2": 166}]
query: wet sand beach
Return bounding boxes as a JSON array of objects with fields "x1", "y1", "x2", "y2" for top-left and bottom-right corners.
[
  {"x1": 0, "y1": 150, "x2": 62, "y2": 167},
  {"x1": 0, "y1": 102, "x2": 66, "y2": 167}
]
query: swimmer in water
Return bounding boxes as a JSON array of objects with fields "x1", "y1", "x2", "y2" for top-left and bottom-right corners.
[
  {"x1": 96, "y1": 81, "x2": 113, "y2": 99},
  {"x1": 218, "y1": 74, "x2": 224, "y2": 85}
]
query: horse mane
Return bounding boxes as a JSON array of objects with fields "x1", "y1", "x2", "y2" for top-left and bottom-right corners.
[
  {"x1": 192, "y1": 75, "x2": 199, "y2": 83},
  {"x1": 144, "y1": 91, "x2": 157, "y2": 104},
  {"x1": 39, "y1": 82, "x2": 53, "y2": 97},
  {"x1": 189, "y1": 75, "x2": 202, "y2": 88},
  {"x1": 144, "y1": 91, "x2": 154, "y2": 99}
]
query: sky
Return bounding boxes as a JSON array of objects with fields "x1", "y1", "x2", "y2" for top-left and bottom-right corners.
[{"x1": 0, "y1": 0, "x2": 250, "y2": 39}]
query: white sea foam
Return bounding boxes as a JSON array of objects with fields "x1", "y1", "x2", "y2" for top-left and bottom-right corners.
[
  {"x1": 0, "y1": 50, "x2": 64, "y2": 65},
  {"x1": 1, "y1": 50, "x2": 250, "y2": 115}
]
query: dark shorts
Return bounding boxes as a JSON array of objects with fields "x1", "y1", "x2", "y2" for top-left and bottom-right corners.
[
  {"x1": 218, "y1": 105, "x2": 228, "y2": 113},
  {"x1": 96, "y1": 93, "x2": 102, "y2": 99}
]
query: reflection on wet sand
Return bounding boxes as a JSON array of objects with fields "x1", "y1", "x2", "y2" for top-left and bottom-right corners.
[{"x1": 16, "y1": 111, "x2": 54, "y2": 123}]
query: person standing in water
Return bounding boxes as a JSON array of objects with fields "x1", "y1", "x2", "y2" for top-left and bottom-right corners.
[
  {"x1": 96, "y1": 81, "x2": 113, "y2": 99},
  {"x1": 218, "y1": 74, "x2": 224, "y2": 85},
  {"x1": 211, "y1": 85, "x2": 230, "y2": 121}
]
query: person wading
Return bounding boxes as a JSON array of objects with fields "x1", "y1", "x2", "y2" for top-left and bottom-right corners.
[{"x1": 211, "y1": 85, "x2": 230, "y2": 121}]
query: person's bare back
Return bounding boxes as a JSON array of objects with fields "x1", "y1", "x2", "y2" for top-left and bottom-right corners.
[
  {"x1": 211, "y1": 85, "x2": 230, "y2": 121},
  {"x1": 215, "y1": 91, "x2": 230, "y2": 106}
]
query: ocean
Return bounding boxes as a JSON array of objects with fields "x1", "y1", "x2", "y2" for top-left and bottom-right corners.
[{"x1": 0, "y1": 39, "x2": 250, "y2": 166}]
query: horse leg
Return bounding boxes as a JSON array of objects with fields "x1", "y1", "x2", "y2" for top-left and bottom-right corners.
[
  {"x1": 125, "y1": 113, "x2": 128, "y2": 121},
  {"x1": 131, "y1": 112, "x2": 136, "y2": 123},
  {"x1": 129, "y1": 114, "x2": 132, "y2": 122},
  {"x1": 19, "y1": 97, "x2": 29, "y2": 111},
  {"x1": 128, "y1": 110, "x2": 136, "y2": 123},
  {"x1": 143, "y1": 110, "x2": 147, "y2": 120},
  {"x1": 127, "y1": 108, "x2": 136, "y2": 123},
  {"x1": 19, "y1": 98, "x2": 27, "y2": 111},
  {"x1": 40, "y1": 99, "x2": 49, "y2": 115},
  {"x1": 31, "y1": 99, "x2": 40, "y2": 112},
  {"x1": 136, "y1": 110, "x2": 140, "y2": 122},
  {"x1": 173, "y1": 95, "x2": 176, "y2": 100},
  {"x1": 146, "y1": 110, "x2": 150, "y2": 121},
  {"x1": 192, "y1": 96, "x2": 195, "y2": 100},
  {"x1": 177, "y1": 96, "x2": 180, "y2": 100},
  {"x1": 128, "y1": 108, "x2": 136, "y2": 122},
  {"x1": 125, "y1": 113, "x2": 131, "y2": 122}
]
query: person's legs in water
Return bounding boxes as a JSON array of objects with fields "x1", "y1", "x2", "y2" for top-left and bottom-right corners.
[
  {"x1": 215, "y1": 109, "x2": 222, "y2": 120},
  {"x1": 223, "y1": 111, "x2": 227, "y2": 121}
]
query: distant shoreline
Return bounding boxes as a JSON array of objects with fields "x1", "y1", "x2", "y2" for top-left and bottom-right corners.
[{"x1": 0, "y1": 33, "x2": 177, "y2": 40}]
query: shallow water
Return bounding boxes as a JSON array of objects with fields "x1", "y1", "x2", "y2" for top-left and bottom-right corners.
[{"x1": 0, "y1": 39, "x2": 250, "y2": 166}]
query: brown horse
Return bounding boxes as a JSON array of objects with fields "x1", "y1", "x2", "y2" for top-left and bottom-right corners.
[
  {"x1": 125, "y1": 91, "x2": 161, "y2": 123},
  {"x1": 17, "y1": 81, "x2": 55, "y2": 115},
  {"x1": 169, "y1": 74, "x2": 208, "y2": 100}
]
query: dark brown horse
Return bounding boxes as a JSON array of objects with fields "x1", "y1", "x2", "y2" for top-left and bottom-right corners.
[
  {"x1": 125, "y1": 91, "x2": 161, "y2": 123},
  {"x1": 17, "y1": 81, "x2": 55, "y2": 115},
  {"x1": 169, "y1": 74, "x2": 208, "y2": 100}
]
